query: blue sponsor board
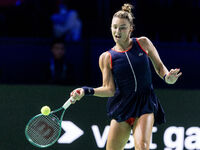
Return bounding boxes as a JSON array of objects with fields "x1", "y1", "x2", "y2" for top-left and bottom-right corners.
[{"x1": 0, "y1": 85, "x2": 199, "y2": 150}]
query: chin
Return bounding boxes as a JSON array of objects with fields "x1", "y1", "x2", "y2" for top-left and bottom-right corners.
[
  {"x1": 114, "y1": 38, "x2": 121, "y2": 43},
  {"x1": 113, "y1": 38, "x2": 118, "y2": 43}
]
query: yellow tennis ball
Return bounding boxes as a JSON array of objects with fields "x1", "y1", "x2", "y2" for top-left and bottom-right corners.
[{"x1": 41, "y1": 106, "x2": 51, "y2": 116}]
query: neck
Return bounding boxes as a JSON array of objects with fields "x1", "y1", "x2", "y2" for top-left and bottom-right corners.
[{"x1": 114, "y1": 38, "x2": 132, "y2": 51}]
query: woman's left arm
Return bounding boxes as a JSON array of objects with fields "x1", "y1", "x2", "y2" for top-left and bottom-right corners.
[{"x1": 137, "y1": 37, "x2": 182, "y2": 84}]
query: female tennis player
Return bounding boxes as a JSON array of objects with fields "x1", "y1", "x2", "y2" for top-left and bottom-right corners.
[{"x1": 70, "y1": 3, "x2": 182, "y2": 150}]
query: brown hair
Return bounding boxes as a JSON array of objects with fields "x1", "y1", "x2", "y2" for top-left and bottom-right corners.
[{"x1": 113, "y1": 3, "x2": 135, "y2": 28}]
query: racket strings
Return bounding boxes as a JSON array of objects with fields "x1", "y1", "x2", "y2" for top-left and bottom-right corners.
[{"x1": 26, "y1": 114, "x2": 61, "y2": 147}]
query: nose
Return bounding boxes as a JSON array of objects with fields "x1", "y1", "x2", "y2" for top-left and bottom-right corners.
[{"x1": 115, "y1": 28, "x2": 121, "y2": 34}]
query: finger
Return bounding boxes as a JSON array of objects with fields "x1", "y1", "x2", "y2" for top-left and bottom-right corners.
[
  {"x1": 174, "y1": 68, "x2": 180, "y2": 74},
  {"x1": 73, "y1": 90, "x2": 82, "y2": 100},
  {"x1": 70, "y1": 98, "x2": 76, "y2": 104},
  {"x1": 172, "y1": 69, "x2": 178, "y2": 73},
  {"x1": 80, "y1": 88, "x2": 84, "y2": 95},
  {"x1": 176, "y1": 72, "x2": 182, "y2": 78},
  {"x1": 74, "y1": 92, "x2": 79, "y2": 97},
  {"x1": 170, "y1": 69, "x2": 179, "y2": 76},
  {"x1": 76, "y1": 89, "x2": 81, "y2": 95},
  {"x1": 170, "y1": 69, "x2": 175, "y2": 72},
  {"x1": 168, "y1": 71, "x2": 175, "y2": 77},
  {"x1": 71, "y1": 90, "x2": 79, "y2": 99},
  {"x1": 169, "y1": 69, "x2": 175, "y2": 75},
  {"x1": 70, "y1": 91, "x2": 75, "y2": 97}
]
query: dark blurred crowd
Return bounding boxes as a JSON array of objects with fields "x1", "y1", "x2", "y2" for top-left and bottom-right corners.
[
  {"x1": 0, "y1": 0, "x2": 82, "y2": 42},
  {"x1": 0, "y1": 0, "x2": 199, "y2": 42},
  {"x1": 45, "y1": 38, "x2": 74, "y2": 84},
  {"x1": 135, "y1": 0, "x2": 200, "y2": 42},
  {"x1": 0, "y1": 0, "x2": 200, "y2": 87}
]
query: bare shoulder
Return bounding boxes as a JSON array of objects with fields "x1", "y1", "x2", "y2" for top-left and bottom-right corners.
[
  {"x1": 137, "y1": 36, "x2": 154, "y2": 54},
  {"x1": 137, "y1": 36, "x2": 151, "y2": 47},
  {"x1": 99, "y1": 51, "x2": 111, "y2": 69},
  {"x1": 99, "y1": 51, "x2": 110, "y2": 60}
]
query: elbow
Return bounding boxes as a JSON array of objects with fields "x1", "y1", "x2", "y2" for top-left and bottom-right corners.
[{"x1": 108, "y1": 87, "x2": 115, "y2": 97}]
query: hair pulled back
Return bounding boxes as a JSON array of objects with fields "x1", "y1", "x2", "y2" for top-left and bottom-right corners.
[{"x1": 113, "y1": 3, "x2": 135, "y2": 28}]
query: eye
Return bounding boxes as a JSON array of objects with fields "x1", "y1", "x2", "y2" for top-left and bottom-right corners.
[
  {"x1": 119, "y1": 26, "x2": 127, "y2": 30},
  {"x1": 112, "y1": 25, "x2": 117, "y2": 30}
]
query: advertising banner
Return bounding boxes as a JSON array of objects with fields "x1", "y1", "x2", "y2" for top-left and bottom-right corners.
[{"x1": 0, "y1": 85, "x2": 199, "y2": 150}]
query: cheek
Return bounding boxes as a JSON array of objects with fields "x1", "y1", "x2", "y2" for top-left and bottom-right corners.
[
  {"x1": 111, "y1": 30, "x2": 115, "y2": 36},
  {"x1": 121, "y1": 30, "x2": 130, "y2": 37},
  {"x1": 111, "y1": 28, "x2": 115, "y2": 33}
]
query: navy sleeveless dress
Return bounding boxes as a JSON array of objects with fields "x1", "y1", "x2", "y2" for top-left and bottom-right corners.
[{"x1": 107, "y1": 38, "x2": 165, "y2": 125}]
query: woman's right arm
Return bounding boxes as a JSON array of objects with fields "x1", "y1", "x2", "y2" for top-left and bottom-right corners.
[
  {"x1": 93, "y1": 52, "x2": 115, "y2": 97},
  {"x1": 71, "y1": 52, "x2": 115, "y2": 101}
]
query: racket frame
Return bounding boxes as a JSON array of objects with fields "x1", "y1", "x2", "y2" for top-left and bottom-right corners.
[{"x1": 25, "y1": 97, "x2": 74, "y2": 148}]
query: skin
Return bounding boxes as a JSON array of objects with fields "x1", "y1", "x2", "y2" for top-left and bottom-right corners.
[
  {"x1": 70, "y1": 16, "x2": 182, "y2": 150},
  {"x1": 51, "y1": 43, "x2": 65, "y2": 60}
]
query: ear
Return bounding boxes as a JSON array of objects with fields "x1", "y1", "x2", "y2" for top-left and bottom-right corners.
[
  {"x1": 130, "y1": 26, "x2": 134, "y2": 33},
  {"x1": 129, "y1": 26, "x2": 134, "y2": 37}
]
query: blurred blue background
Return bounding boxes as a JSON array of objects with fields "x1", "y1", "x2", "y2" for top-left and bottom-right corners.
[{"x1": 0, "y1": 0, "x2": 199, "y2": 88}]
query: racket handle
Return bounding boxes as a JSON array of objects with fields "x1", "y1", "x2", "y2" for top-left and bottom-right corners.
[{"x1": 62, "y1": 97, "x2": 75, "y2": 110}]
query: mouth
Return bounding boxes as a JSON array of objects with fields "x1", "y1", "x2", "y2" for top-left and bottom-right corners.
[{"x1": 115, "y1": 35, "x2": 121, "y2": 39}]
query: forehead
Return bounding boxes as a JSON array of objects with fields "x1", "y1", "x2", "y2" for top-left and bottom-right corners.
[{"x1": 111, "y1": 17, "x2": 130, "y2": 26}]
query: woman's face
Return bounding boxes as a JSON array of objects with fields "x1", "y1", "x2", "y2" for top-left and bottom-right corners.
[{"x1": 111, "y1": 17, "x2": 133, "y2": 44}]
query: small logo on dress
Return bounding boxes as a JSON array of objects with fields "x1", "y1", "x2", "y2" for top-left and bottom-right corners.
[{"x1": 138, "y1": 53, "x2": 143, "y2": 56}]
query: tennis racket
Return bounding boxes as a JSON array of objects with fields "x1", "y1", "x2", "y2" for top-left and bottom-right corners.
[{"x1": 25, "y1": 97, "x2": 75, "y2": 148}]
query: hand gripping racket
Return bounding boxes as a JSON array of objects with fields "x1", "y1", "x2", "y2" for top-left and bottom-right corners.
[{"x1": 25, "y1": 97, "x2": 75, "y2": 148}]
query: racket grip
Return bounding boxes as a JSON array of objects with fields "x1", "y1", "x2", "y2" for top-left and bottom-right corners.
[{"x1": 62, "y1": 97, "x2": 75, "y2": 110}]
